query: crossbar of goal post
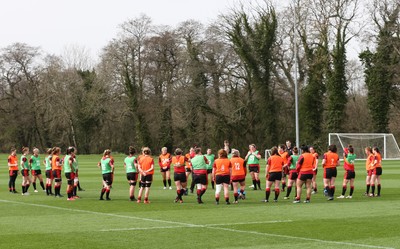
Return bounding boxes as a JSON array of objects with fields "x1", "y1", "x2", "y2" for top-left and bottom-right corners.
[{"x1": 328, "y1": 133, "x2": 400, "y2": 159}]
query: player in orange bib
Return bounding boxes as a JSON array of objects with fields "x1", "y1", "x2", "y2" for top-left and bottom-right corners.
[
  {"x1": 278, "y1": 144, "x2": 289, "y2": 192},
  {"x1": 137, "y1": 147, "x2": 155, "y2": 204},
  {"x1": 293, "y1": 145, "x2": 315, "y2": 203},
  {"x1": 230, "y1": 149, "x2": 246, "y2": 203},
  {"x1": 309, "y1": 146, "x2": 319, "y2": 194},
  {"x1": 213, "y1": 149, "x2": 232, "y2": 205},
  {"x1": 370, "y1": 147, "x2": 383, "y2": 197},
  {"x1": 172, "y1": 148, "x2": 188, "y2": 203},
  {"x1": 322, "y1": 144, "x2": 340, "y2": 201},
  {"x1": 8, "y1": 147, "x2": 19, "y2": 193},
  {"x1": 264, "y1": 147, "x2": 284, "y2": 203},
  {"x1": 364, "y1": 147, "x2": 374, "y2": 196},
  {"x1": 51, "y1": 147, "x2": 63, "y2": 198},
  {"x1": 159, "y1": 147, "x2": 172, "y2": 190}
]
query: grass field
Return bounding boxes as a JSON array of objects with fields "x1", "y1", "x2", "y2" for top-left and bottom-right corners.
[{"x1": 0, "y1": 153, "x2": 399, "y2": 249}]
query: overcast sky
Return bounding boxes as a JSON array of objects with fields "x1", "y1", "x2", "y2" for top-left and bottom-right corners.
[{"x1": 0, "y1": 0, "x2": 291, "y2": 58}]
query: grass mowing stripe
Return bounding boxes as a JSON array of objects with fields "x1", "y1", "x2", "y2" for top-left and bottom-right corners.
[
  {"x1": 206, "y1": 226, "x2": 396, "y2": 249},
  {"x1": 0, "y1": 199, "x2": 391, "y2": 249},
  {"x1": 0, "y1": 199, "x2": 197, "y2": 227}
]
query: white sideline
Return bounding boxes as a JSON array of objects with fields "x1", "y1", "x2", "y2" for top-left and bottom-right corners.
[{"x1": 0, "y1": 199, "x2": 394, "y2": 249}]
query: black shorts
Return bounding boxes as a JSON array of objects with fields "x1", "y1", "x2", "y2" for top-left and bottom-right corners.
[
  {"x1": 9, "y1": 170, "x2": 18, "y2": 177},
  {"x1": 267, "y1": 172, "x2": 282, "y2": 182},
  {"x1": 65, "y1": 172, "x2": 75, "y2": 180},
  {"x1": 207, "y1": 169, "x2": 212, "y2": 174},
  {"x1": 103, "y1": 173, "x2": 113, "y2": 186},
  {"x1": 289, "y1": 171, "x2": 298, "y2": 180},
  {"x1": 45, "y1": 170, "x2": 53, "y2": 179},
  {"x1": 298, "y1": 173, "x2": 313, "y2": 181},
  {"x1": 21, "y1": 169, "x2": 29, "y2": 177},
  {"x1": 215, "y1": 175, "x2": 230, "y2": 185},
  {"x1": 126, "y1": 172, "x2": 138, "y2": 181},
  {"x1": 174, "y1": 172, "x2": 187, "y2": 183},
  {"x1": 141, "y1": 174, "x2": 153, "y2": 182},
  {"x1": 31, "y1": 169, "x2": 42, "y2": 176},
  {"x1": 374, "y1": 167, "x2": 382, "y2": 176},
  {"x1": 324, "y1": 168, "x2": 337, "y2": 179},
  {"x1": 249, "y1": 165, "x2": 260, "y2": 173},
  {"x1": 160, "y1": 167, "x2": 170, "y2": 173},
  {"x1": 52, "y1": 169, "x2": 62, "y2": 179},
  {"x1": 344, "y1": 170, "x2": 355, "y2": 180},
  {"x1": 185, "y1": 167, "x2": 192, "y2": 173},
  {"x1": 193, "y1": 173, "x2": 207, "y2": 185}
]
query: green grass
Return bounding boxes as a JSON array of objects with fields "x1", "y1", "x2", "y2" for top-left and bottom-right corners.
[{"x1": 0, "y1": 153, "x2": 399, "y2": 249}]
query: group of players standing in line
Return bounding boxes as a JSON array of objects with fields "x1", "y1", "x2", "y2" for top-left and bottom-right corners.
[
  {"x1": 7, "y1": 146, "x2": 84, "y2": 200},
  {"x1": 6, "y1": 140, "x2": 383, "y2": 204}
]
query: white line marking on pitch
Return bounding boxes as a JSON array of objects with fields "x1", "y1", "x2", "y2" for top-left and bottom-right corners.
[
  {"x1": 101, "y1": 221, "x2": 293, "y2": 232},
  {"x1": 0, "y1": 199, "x2": 393, "y2": 249},
  {"x1": 0, "y1": 199, "x2": 196, "y2": 227}
]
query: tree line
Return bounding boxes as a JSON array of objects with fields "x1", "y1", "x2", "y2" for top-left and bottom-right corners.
[{"x1": 0, "y1": 0, "x2": 399, "y2": 154}]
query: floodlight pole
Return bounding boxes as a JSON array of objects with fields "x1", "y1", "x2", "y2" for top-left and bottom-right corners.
[{"x1": 293, "y1": 0, "x2": 300, "y2": 148}]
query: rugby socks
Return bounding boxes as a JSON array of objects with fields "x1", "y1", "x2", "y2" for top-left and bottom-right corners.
[
  {"x1": 200, "y1": 188, "x2": 206, "y2": 198},
  {"x1": 225, "y1": 197, "x2": 230, "y2": 204},
  {"x1": 105, "y1": 189, "x2": 111, "y2": 199},
  {"x1": 234, "y1": 192, "x2": 239, "y2": 201},
  {"x1": 371, "y1": 184, "x2": 375, "y2": 195},
  {"x1": 265, "y1": 188, "x2": 271, "y2": 201},
  {"x1": 177, "y1": 190, "x2": 182, "y2": 200},
  {"x1": 8, "y1": 180, "x2": 12, "y2": 192},
  {"x1": 324, "y1": 186, "x2": 329, "y2": 196},
  {"x1": 215, "y1": 196, "x2": 220, "y2": 204},
  {"x1": 22, "y1": 185, "x2": 26, "y2": 194},
  {"x1": 349, "y1": 186, "x2": 354, "y2": 196},
  {"x1": 274, "y1": 188, "x2": 280, "y2": 200},
  {"x1": 33, "y1": 182, "x2": 37, "y2": 190},
  {"x1": 54, "y1": 186, "x2": 61, "y2": 196},
  {"x1": 78, "y1": 182, "x2": 84, "y2": 191},
  {"x1": 100, "y1": 188, "x2": 106, "y2": 199},
  {"x1": 168, "y1": 179, "x2": 171, "y2": 187},
  {"x1": 342, "y1": 186, "x2": 347, "y2": 196},
  {"x1": 286, "y1": 186, "x2": 292, "y2": 197},
  {"x1": 163, "y1": 180, "x2": 167, "y2": 188},
  {"x1": 73, "y1": 186, "x2": 77, "y2": 197},
  {"x1": 25, "y1": 184, "x2": 30, "y2": 193},
  {"x1": 190, "y1": 182, "x2": 195, "y2": 193},
  {"x1": 330, "y1": 186, "x2": 335, "y2": 197},
  {"x1": 377, "y1": 184, "x2": 381, "y2": 196},
  {"x1": 211, "y1": 181, "x2": 215, "y2": 189},
  {"x1": 252, "y1": 180, "x2": 257, "y2": 190},
  {"x1": 282, "y1": 182, "x2": 286, "y2": 191},
  {"x1": 366, "y1": 184, "x2": 370, "y2": 194},
  {"x1": 257, "y1": 180, "x2": 261, "y2": 190},
  {"x1": 40, "y1": 181, "x2": 45, "y2": 190}
]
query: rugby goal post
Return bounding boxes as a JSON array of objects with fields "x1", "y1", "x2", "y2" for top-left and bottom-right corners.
[
  {"x1": 265, "y1": 149, "x2": 272, "y2": 160},
  {"x1": 328, "y1": 133, "x2": 400, "y2": 160}
]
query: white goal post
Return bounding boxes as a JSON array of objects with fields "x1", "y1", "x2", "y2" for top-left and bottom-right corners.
[
  {"x1": 328, "y1": 133, "x2": 400, "y2": 160},
  {"x1": 265, "y1": 149, "x2": 272, "y2": 160}
]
